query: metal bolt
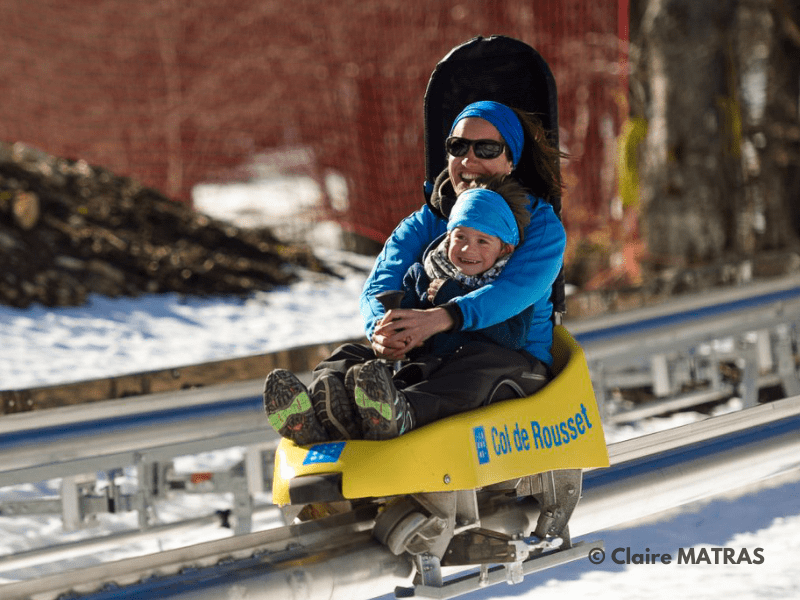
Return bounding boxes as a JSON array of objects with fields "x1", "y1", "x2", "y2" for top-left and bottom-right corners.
[{"x1": 443, "y1": 474, "x2": 451, "y2": 484}]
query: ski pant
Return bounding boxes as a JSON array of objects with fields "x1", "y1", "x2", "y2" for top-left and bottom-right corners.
[{"x1": 312, "y1": 341, "x2": 551, "y2": 429}]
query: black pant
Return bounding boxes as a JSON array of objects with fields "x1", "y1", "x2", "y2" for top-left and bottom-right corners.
[{"x1": 313, "y1": 341, "x2": 550, "y2": 429}]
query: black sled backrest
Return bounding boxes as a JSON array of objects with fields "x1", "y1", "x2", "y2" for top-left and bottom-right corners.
[{"x1": 423, "y1": 35, "x2": 566, "y2": 317}]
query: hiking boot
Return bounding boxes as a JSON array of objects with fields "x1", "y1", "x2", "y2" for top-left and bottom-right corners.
[
  {"x1": 263, "y1": 369, "x2": 329, "y2": 446},
  {"x1": 311, "y1": 373, "x2": 361, "y2": 440},
  {"x1": 353, "y1": 360, "x2": 415, "y2": 440},
  {"x1": 344, "y1": 363, "x2": 365, "y2": 400}
]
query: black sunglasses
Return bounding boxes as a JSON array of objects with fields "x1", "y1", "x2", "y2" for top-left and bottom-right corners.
[{"x1": 445, "y1": 136, "x2": 506, "y2": 160}]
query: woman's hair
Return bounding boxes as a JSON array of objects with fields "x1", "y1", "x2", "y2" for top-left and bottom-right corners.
[
  {"x1": 509, "y1": 109, "x2": 565, "y2": 201},
  {"x1": 470, "y1": 174, "x2": 532, "y2": 243}
]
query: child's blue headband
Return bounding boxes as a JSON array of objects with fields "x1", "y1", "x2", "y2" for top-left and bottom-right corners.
[
  {"x1": 449, "y1": 101, "x2": 524, "y2": 167},
  {"x1": 447, "y1": 188, "x2": 519, "y2": 247}
]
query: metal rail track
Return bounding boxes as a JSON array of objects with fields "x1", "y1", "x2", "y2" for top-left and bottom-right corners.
[
  {"x1": 0, "y1": 275, "x2": 797, "y2": 568},
  {"x1": 1, "y1": 276, "x2": 799, "y2": 594},
  {"x1": 0, "y1": 381, "x2": 278, "y2": 492},
  {"x1": 2, "y1": 394, "x2": 799, "y2": 600}
]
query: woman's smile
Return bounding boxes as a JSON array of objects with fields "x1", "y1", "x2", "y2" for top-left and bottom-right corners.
[{"x1": 447, "y1": 118, "x2": 513, "y2": 195}]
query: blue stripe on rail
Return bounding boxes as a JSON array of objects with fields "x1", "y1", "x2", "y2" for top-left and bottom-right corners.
[
  {"x1": 0, "y1": 395, "x2": 264, "y2": 450},
  {"x1": 583, "y1": 412, "x2": 800, "y2": 491},
  {"x1": 573, "y1": 286, "x2": 800, "y2": 345}
]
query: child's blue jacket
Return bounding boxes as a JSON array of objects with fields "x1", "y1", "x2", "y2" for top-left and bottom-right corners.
[
  {"x1": 359, "y1": 181, "x2": 565, "y2": 366},
  {"x1": 400, "y1": 234, "x2": 534, "y2": 356}
]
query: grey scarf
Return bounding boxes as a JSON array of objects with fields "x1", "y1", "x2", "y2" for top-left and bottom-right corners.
[{"x1": 423, "y1": 236, "x2": 510, "y2": 291}]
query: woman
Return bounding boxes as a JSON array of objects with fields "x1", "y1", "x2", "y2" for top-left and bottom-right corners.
[
  {"x1": 263, "y1": 100, "x2": 566, "y2": 444},
  {"x1": 361, "y1": 100, "x2": 566, "y2": 368}
]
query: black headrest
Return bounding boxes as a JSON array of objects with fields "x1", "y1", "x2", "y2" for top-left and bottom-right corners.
[{"x1": 424, "y1": 35, "x2": 559, "y2": 210}]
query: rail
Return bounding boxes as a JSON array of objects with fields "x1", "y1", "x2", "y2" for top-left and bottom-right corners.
[{"x1": 2, "y1": 395, "x2": 799, "y2": 600}]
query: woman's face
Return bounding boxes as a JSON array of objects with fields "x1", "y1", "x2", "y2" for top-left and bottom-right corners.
[{"x1": 447, "y1": 117, "x2": 514, "y2": 195}]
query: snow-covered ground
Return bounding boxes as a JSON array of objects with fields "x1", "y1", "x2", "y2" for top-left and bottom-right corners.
[{"x1": 0, "y1": 176, "x2": 798, "y2": 598}]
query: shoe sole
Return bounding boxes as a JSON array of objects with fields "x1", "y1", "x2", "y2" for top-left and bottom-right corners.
[
  {"x1": 312, "y1": 375, "x2": 360, "y2": 440},
  {"x1": 263, "y1": 369, "x2": 328, "y2": 446},
  {"x1": 344, "y1": 363, "x2": 363, "y2": 400},
  {"x1": 354, "y1": 361, "x2": 399, "y2": 440}
]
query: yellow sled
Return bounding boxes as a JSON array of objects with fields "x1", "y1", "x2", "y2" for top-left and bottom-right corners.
[{"x1": 272, "y1": 325, "x2": 608, "y2": 505}]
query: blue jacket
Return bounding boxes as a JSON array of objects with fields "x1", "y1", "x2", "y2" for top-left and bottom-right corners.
[
  {"x1": 400, "y1": 235, "x2": 533, "y2": 357},
  {"x1": 360, "y1": 175, "x2": 566, "y2": 365}
]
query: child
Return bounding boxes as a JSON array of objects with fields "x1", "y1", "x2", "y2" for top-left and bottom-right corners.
[
  {"x1": 398, "y1": 174, "x2": 532, "y2": 358},
  {"x1": 264, "y1": 176, "x2": 549, "y2": 444}
]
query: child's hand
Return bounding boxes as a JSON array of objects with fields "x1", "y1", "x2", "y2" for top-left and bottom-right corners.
[
  {"x1": 427, "y1": 278, "x2": 446, "y2": 303},
  {"x1": 372, "y1": 307, "x2": 454, "y2": 359}
]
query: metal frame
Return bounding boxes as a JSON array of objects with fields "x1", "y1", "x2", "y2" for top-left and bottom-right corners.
[{"x1": 3, "y1": 395, "x2": 799, "y2": 600}]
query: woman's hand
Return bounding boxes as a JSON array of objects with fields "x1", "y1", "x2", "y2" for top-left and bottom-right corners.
[{"x1": 370, "y1": 307, "x2": 454, "y2": 360}]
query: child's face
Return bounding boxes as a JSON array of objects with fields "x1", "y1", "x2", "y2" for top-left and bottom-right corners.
[{"x1": 447, "y1": 227, "x2": 511, "y2": 276}]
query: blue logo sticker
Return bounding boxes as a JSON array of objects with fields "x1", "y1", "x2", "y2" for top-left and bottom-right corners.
[
  {"x1": 473, "y1": 426, "x2": 490, "y2": 465},
  {"x1": 303, "y1": 441, "x2": 346, "y2": 465}
]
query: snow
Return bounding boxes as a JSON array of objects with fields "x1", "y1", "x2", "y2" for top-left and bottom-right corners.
[
  {"x1": 0, "y1": 272, "x2": 369, "y2": 390},
  {"x1": 0, "y1": 176, "x2": 798, "y2": 598}
]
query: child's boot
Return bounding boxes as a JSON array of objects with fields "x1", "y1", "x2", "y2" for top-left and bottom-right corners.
[
  {"x1": 344, "y1": 363, "x2": 364, "y2": 399},
  {"x1": 310, "y1": 373, "x2": 361, "y2": 440},
  {"x1": 263, "y1": 369, "x2": 329, "y2": 445},
  {"x1": 353, "y1": 360, "x2": 415, "y2": 440}
]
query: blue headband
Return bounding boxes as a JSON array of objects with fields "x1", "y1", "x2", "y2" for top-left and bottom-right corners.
[
  {"x1": 447, "y1": 188, "x2": 519, "y2": 246},
  {"x1": 449, "y1": 101, "x2": 524, "y2": 167}
]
